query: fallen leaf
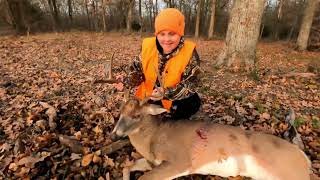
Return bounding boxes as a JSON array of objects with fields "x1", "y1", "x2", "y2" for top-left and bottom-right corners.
[
  {"x1": 39, "y1": 102, "x2": 57, "y2": 130},
  {"x1": 0, "y1": 142, "x2": 12, "y2": 153},
  {"x1": 260, "y1": 112, "x2": 271, "y2": 120},
  {"x1": 58, "y1": 135, "x2": 84, "y2": 154},
  {"x1": 9, "y1": 163, "x2": 18, "y2": 171},
  {"x1": 93, "y1": 154, "x2": 101, "y2": 163},
  {"x1": 26, "y1": 112, "x2": 34, "y2": 126},
  {"x1": 18, "y1": 152, "x2": 51, "y2": 168},
  {"x1": 81, "y1": 153, "x2": 94, "y2": 167},
  {"x1": 113, "y1": 82, "x2": 124, "y2": 91},
  {"x1": 74, "y1": 131, "x2": 82, "y2": 140},
  {"x1": 104, "y1": 155, "x2": 115, "y2": 167},
  {"x1": 70, "y1": 153, "x2": 82, "y2": 161},
  {"x1": 93, "y1": 125, "x2": 103, "y2": 135}
]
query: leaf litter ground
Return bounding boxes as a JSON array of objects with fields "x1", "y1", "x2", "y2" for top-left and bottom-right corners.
[{"x1": 0, "y1": 32, "x2": 319, "y2": 180}]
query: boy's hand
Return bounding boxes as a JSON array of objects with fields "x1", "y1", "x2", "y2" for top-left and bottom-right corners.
[{"x1": 150, "y1": 87, "x2": 164, "y2": 101}]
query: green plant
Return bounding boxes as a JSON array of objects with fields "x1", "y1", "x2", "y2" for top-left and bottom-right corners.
[
  {"x1": 255, "y1": 101, "x2": 265, "y2": 113},
  {"x1": 248, "y1": 69, "x2": 260, "y2": 81},
  {"x1": 293, "y1": 117, "x2": 305, "y2": 129},
  {"x1": 312, "y1": 118, "x2": 320, "y2": 129}
]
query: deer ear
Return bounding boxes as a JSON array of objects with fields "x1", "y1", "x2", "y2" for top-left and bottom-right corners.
[{"x1": 142, "y1": 104, "x2": 167, "y2": 115}]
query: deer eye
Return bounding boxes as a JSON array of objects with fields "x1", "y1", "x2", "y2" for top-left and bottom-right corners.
[{"x1": 132, "y1": 114, "x2": 140, "y2": 119}]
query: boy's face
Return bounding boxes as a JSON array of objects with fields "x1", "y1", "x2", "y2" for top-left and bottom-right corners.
[{"x1": 156, "y1": 30, "x2": 181, "y2": 54}]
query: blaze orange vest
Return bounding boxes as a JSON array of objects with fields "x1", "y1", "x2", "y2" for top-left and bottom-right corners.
[{"x1": 135, "y1": 37, "x2": 196, "y2": 111}]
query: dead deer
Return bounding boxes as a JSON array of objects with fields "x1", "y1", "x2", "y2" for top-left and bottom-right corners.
[
  {"x1": 112, "y1": 95, "x2": 312, "y2": 180},
  {"x1": 103, "y1": 60, "x2": 312, "y2": 180}
]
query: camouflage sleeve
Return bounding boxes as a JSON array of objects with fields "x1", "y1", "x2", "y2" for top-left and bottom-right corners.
[
  {"x1": 125, "y1": 54, "x2": 145, "y2": 88},
  {"x1": 164, "y1": 49, "x2": 201, "y2": 100}
]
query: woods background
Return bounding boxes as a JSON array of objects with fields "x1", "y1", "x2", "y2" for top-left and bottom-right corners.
[
  {"x1": 0, "y1": 0, "x2": 319, "y2": 50},
  {"x1": 0, "y1": 1, "x2": 320, "y2": 179}
]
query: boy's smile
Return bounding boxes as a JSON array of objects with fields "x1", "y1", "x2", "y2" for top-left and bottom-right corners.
[{"x1": 157, "y1": 30, "x2": 181, "y2": 54}]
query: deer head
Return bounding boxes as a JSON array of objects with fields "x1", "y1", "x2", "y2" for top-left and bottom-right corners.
[{"x1": 111, "y1": 94, "x2": 167, "y2": 138}]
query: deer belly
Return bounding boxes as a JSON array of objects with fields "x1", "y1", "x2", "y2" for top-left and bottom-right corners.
[{"x1": 194, "y1": 155, "x2": 279, "y2": 180}]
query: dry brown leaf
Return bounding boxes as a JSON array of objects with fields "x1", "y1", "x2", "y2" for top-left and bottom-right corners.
[
  {"x1": 93, "y1": 125, "x2": 103, "y2": 135},
  {"x1": 74, "y1": 131, "x2": 82, "y2": 140},
  {"x1": 105, "y1": 172, "x2": 110, "y2": 180},
  {"x1": 0, "y1": 142, "x2": 12, "y2": 153},
  {"x1": 35, "y1": 120, "x2": 47, "y2": 131},
  {"x1": 17, "y1": 152, "x2": 51, "y2": 168},
  {"x1": 81, "y1": 153, "x2": 94, "y2": 167},
  {"x1": 260, "y1": 112, "x2": 271, "y2": 120},
  {"x1": 93, "y1": 154, "x2": 102, "y2": 163},
  {"x1": 9, "y1": 162, "x2": 18, "y2": 171},
  {"x1": 104, "y1": 155, "x2": 115, "y2": 167},
  {"x1": 39, "y1": 102, "x2": 57, "y2": 130},
  {"x1": 0, "y1": 88, "x2": 6, "y2": 98},
  {"x1": 26, "y1": 112, "x2": 34, "y2": 126},
  {"x1": 70, "y1": 153, "x2": 82, "y2": 161},
  {"x1": 58, "y1": 135, "x2": 84, "y2": 154},
  {"x1": 235, "y1": 103, "x2": 247, "y2": 115}
]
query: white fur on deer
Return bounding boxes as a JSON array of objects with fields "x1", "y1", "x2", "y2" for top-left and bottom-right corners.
[{"x1": 112, "y1": 99, "x2": 311, "y2": 180}]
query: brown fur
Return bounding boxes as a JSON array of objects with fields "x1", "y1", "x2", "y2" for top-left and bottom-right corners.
[{"x1": 113, "y1": 99, "x2": 311, "y2": 180}]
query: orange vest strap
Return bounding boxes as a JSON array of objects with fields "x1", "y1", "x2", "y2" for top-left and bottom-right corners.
[{"x1": 135, "y1": 37, "x2": 195, "y2": 111}]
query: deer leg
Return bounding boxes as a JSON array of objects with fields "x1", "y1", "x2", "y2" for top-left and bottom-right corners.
[
  {"x1": 130, "y1": 158, "x2": 153, "y2": 171},
  {"x1": 138, "y1": 161, "x2": 189, "y2": 180},
  {"x1": 122, "y1": 158, "x2": 153, "y2": 180}
]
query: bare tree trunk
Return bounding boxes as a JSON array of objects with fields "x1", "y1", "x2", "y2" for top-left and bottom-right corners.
[
  {"x1": 92, "y1": 0, "x2": 98, "y2": 31},
  {"x1": 216, "y1": 0, "x2": 266, "y2": 71},
  {"x1": 195, "y1": 0, "x2": 202, "y2": 38},
  {"x1": 208, "y1": 0, "x2": 216, "y2": 39},
  {"x1": 6, "y1": 0, "x2": 27, "y2": 34},
  {"x1": 139, "y1": 0, "x2": 143, "y2": 36},
  {"x1": 148, "y1": 0, "x2": 153, "y2": 31},
  {"x1": 40, "y1": 0, "x2": 55, "y2": 31},
  {"x1": 51, "y1": 0, "x2": 60, "y2": 29},
  {"x1": 274, "y1": 0, "x2": 284, "y2": 40},
  {"x1": 2, "y1": 0, "x2": 14, "y2": 26},
  {"x1": 84, "y1": 0, "x2": 91, "y2": 30},
  {"x1": 68, "y1": 0, "x2": 73, "y2": 26},
  {"x1": 127, "y1": 0, "x2": 134, "y2": 32},
  {"x1": 101, "y1": 0, "x2": 107, "y2": 32},
  {"x1": 155, "y1": 0, "x2": 158, "y2": 17},
  {"x1": 296, "y1": 0, "x2": 319, "y2": 50}
]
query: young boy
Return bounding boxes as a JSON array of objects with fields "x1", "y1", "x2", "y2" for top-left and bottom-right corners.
[{"x1": 127, "y1": 8, "x2": 201, "y2": 120}]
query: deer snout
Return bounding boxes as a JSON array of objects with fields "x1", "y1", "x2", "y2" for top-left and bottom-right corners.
[
  {"x1": 110, "y1": 133, "x2": 121, "y2": 141},
  {"x1": 111, "y1": 115, "x2": 127, "y2": 138}
]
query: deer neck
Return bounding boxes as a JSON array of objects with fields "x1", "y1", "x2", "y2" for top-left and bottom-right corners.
[{"x1": 127, "y1": 115, "x2": 159, "y2": 161}]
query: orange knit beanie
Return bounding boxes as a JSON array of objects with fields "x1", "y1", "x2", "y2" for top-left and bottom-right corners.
[{"x1": 155, "y1": 8, "x2": 185, "y2": 36}]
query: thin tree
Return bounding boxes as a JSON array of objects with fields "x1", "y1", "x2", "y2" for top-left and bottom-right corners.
[
  {"x1": 296, "y1": 0, "x2": 319, "y2": 50},
  {"x1": 195, "y1": 0, "x2": 202, "y2": 38},
  {"x1": 48, "y1": 0, "x2": 60, "y2": 29},
  {"x1": 139, "y1": 0, "x2": 143, "y2": 35},
  {"x1": 208, "y1": 0, "x2": 216, "y2": 39},
  {"x1": 84, "y1": 0, "x2": 91, "y2": 30},
  {"x1": 126, "y1": 0, "x2": 134, "y2": 32},
  {"x1": 68, "y1": 0, "x2": 73, "y2": 26},
  {"x1": 216, "y1": 0, "x2": 266, "y2": 71},
  {"x1": 274, "y1": 0, "x2": 284, "y2": 40},
  {"x1": 101, "y1": 0, "x2": 107, "y2": 32},
  {"x1": 6, "y1": 0, "x2": 27, "y2": 34}
]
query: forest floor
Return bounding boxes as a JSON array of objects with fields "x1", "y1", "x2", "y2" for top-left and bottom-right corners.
[{"x1": 0, "y1": 32, "x2": 319, "y2": 180}]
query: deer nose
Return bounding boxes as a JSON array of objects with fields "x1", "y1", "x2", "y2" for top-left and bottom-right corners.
[{"x1": 110, "y1": 133, "x2": 120, "y2": 141}]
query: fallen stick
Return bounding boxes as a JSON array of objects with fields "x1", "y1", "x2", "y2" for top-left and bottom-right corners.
[
  {"x1": 101, "y1": 139, "x2": 131, "y2": 155},
  {"x1": 285, "y1": 72, "x2": 316, "y2": 78},
  {"x1": 93, "y1": 79, "x2": 120, "y2": 84}
]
